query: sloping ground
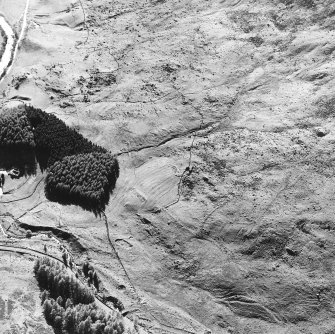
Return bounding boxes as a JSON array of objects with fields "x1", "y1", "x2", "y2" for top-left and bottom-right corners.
[
  {"x1": 2, "y1": 0, "x2": 335, "y2": 333},
  {"x1": 0, "y1": 251, "x2": 53, "y2": 334},
  {"x1": 0, "y1": 0, "x2": 25, "y2": 26}
]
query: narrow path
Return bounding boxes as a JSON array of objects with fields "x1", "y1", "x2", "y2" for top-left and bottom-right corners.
[
  {"x1": 101, "y1": 212, "x2": 140, "y2": 301},
  {"x1": 0, "y1": 176, "x2": 44, "y2": 204}
]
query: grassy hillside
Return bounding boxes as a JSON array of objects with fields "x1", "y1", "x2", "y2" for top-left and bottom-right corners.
[{"x1": 2, "y1": 0, "x2": 335, "y2": 333}]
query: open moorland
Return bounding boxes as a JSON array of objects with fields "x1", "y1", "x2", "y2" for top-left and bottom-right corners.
[{"x1": 2, "y1": 0, "x2": 335, "y2": 333}]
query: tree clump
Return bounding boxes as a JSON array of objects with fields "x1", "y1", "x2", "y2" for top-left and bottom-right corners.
[
  {"x1": 34, "y1": 257, "x2": 125, "y2": 334},
  {"x1": 45, "y1": 152, "x2": 119, "y2": 212},
  {"x1": 0, "y1": 106, "x2": 35, "y2": 148}
]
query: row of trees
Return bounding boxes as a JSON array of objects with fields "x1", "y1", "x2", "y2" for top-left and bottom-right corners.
[
  {"x1": 83, "y1": 261, "x2": 100, "y2": 291},
  {"x1": 45, "y1": 152, "x2": 119, "y2": 212},
  {"x1": 25, "y1": 106, "x2": 106, "y2": 168},
  {"x1": 34, "y1": 257, "x2": 125, "y2": 334},
  {"x1": 0, "y1": 107, "x2": 35, "y2": 147},
  {"x1": 83, "y1": 261, "x2": 125, "y2": 312}
]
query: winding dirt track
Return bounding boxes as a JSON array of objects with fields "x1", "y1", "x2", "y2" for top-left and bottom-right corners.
[{"x1": 0, "y1": 2, "x2": 202, "y2": 333}]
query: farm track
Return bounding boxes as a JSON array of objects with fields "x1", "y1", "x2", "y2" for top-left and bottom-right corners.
[
  {"x1": 102, "y1": 212, "x2": 200, "y2": 334},
  {"x1": 0, "y1": 176, "x2": 44, "y2": 203},
  {"x1": 0, "y1": 174, "x2": 196, "y2": 333},
  {"x1": 101, "y1": 212, "x2": 140, "y2": 301},
  {"x1": 0, "y1": 1, "x2": 207, "y2": 332}
]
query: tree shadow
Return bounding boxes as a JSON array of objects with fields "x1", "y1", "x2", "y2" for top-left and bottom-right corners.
[
  {"x1": 0, "y1": 146, "x2": 37, "y2": 177},
  {"x1": 44, "y1": 185, "x2": 117, "y2": 217},
  {"x1": 34, "y1": 147, "x2": 50, "y2": 172}
]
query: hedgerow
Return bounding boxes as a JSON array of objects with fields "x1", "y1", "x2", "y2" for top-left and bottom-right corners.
[
  {"x1": 45, "y1": 152, "x2": 119, "y2": 211},
  {"x1": 0, "y1": 107, "x2": 35, "y2": 148},
  {"x1": 34, "y1": 257, "x2": 125, "y2": 334},
  {"x1": 25, "y1": 106, "x2": 106, "y2": 168}
]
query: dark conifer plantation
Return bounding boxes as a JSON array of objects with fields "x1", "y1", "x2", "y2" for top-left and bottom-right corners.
[
  {"x1": 25, "y1": 106, "x2": 106, "y2": 169},
  {"x1": 0, "y1": 106, "x2": 35, "y2": 148},
  {"x1": 34, "y1": 257, "x2": 125, "y2": 334},
  {"x1": 0, "y1": 106, "x2": 36, "y2": 175},
  {"x1": 0, "y1": 105, "x2": 119, "y2": 211},
  {"x1": 45, "y1": 152, "x2": 119, "y2": 212}
]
